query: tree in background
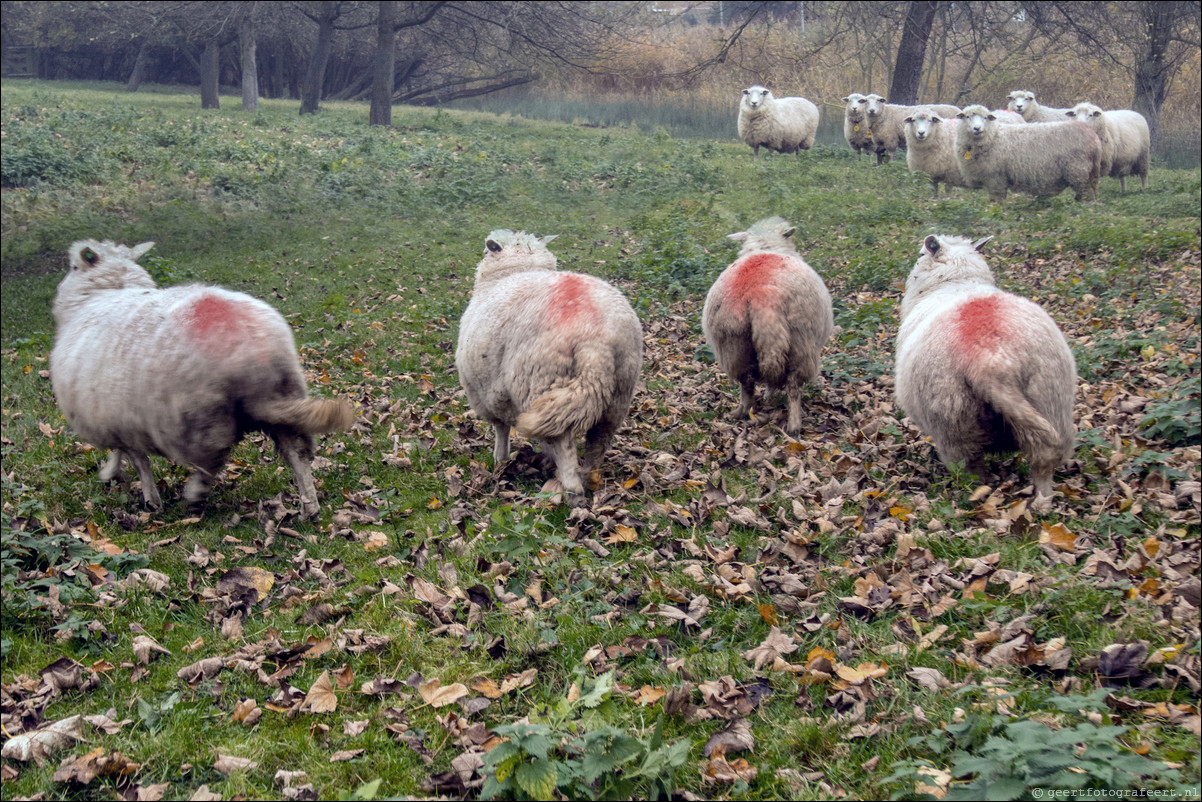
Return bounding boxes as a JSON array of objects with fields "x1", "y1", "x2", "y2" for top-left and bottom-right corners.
[{"x1": 888, "y1": 1, "x2": 938, "y2": 105}]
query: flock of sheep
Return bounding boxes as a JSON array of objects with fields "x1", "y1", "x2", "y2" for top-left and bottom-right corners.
[
  {"x1": 738, "y1": 85, "x2": 1151, "y2": 201},
  {"x1": 51, "y1": 213, "x2": 1076, "y2": 518},
  {"x1": 49, "y1": 83, "x2": 1137, "y2": 521}
]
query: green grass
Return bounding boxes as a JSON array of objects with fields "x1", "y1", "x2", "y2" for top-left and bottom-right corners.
[{"x1": 2, "y1": 80, "x2": 1200, "y2": 801}]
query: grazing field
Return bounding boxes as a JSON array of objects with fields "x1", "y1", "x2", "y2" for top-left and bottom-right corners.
[{"x1": 1, "y1": 81, "x2": 1199, "y2": 801}]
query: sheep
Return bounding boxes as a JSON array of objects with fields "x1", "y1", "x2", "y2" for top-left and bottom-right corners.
[
  {"x1": 737, "y1": 85, "x2": 820, "y2": 159},
  {"x1": 954, "y1": 104, "x2": 1103, "y2": 202},
  {"x1": 895, "y1": 235, "x2": 1076, "y2": 503},
  {"x1": 904, "y1": 108, "x2": 1024, "y2": 195},
  {"x1": 455, "y1": 230, "x2": 642, "y2": 500},
  {"x1": 842, "y1": 93, "x2": 873, "y2": 156},
  {"x1": 904, "y1": 111, "x2": 964, "y2": 196},
  {"x1": 50, "y1": 240, "x2": 354, "y2": 517},
  {"x1": 1065, "y1": 102, "x2": 1150, "y2": 192},
  {"x1": 863, "y1": 94, "x2": 961, "y2": 165},
  {"x1": 1005, "y1": 90, "x2": 1072, "y2": 123},
  {"x1": 702, "y1": 217, "x2": 833, "y2": 435}
]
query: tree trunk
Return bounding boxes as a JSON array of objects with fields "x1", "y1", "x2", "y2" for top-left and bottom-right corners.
[
  {"x1": 240, "y1": 15, "x2": 259, "y2": 112},
  {"x1": 369, "y1": 0, "x2": 397, "y2": 126},
  {"x1": 1133, "y1": 3, "x2": 1174, "y2": 155},
  {"x1": 889, "y1": 1, "x2": 938, "y2": 105},
  {"x1": 200, "y1": 38, "x2": 221, "y2": 109},
  {"x1": 301, "y1": 0, "x2": 338, "y2": 115},
  {"x1": 126, "y1": 45, "x2": 148, "y2": 92}
]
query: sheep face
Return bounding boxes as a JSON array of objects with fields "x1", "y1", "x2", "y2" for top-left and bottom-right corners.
[
  {"x1": 863, "y1": 94, "x2": 887, "y2": 119},
  {"x1": 1006, "y1": 90, "x2": 1036, "y2": 115},
  {"x1": 741, "y1": 86, "x2": 773, "y2": 112},
  {"x1": 1065, "y1": 102, "x2": 1103, "y2": 123},
  {"x1": 958, "y1": 105, "x2": 995, "y2": 139},
  {"x1": 842, "y1": 93, "x2": 868, "y2": 121},
  {"x1": 906, "y1": 111, "x2": 944, "y2": 142}
]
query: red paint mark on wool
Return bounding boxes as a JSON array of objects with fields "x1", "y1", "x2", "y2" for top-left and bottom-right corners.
[
  {"x1": 727, "y1": 253, "x2": 786, "y2": 312},
  {"x1": 182, "y1": 294, "x2": 251, "y2": 348},
  {"x1": 954, "y1": 294, "x2": 1009, "y2": 361},
  {"x1": 548, "y1": 273, "x2": 598, "y2": 329}
]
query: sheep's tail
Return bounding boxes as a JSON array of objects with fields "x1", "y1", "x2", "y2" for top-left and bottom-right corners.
[
  {"x1": 516, "y1": 345, "x2": 613, "y2": 440},
  {"x1": 751, "y1": 308, "x2": 791, "y2": 387},
  {"x1": 972, "y1": 371, "x2": 1061, "y2": 456},
  {"x1": 256, "y1": 397, "x2": 355, "y2": 434}
]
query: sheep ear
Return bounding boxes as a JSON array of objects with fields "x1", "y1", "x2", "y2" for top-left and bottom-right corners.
[
  {"x1": 842, "y1": 96, "x2": 850, "y2": 103},
  {"x1": 956, "y1": 111, "x2": 967, "y2": 119},
  {"x1": 80, "y1": 247, "x2": 99, "y2": 267},
  {"x1": 783, "y1": 227, "x2": 796, "y2": 239},
  {"x1": 728, "y1": 232, "x2": 748, "y2": 242},
  {"x1": 538, "y1": 235, "x2": 558, "y2": 246},
  {"x1": 924, "y1": 236, "x2": 940, "y2": 256},
  {"x1": 972, "y1": 236, "x2": 994, "y2": 252},
  {"x1": 904, "y1": 116, "x2": 914, "y2": 123},
  {"x1": 130, "y1": 242, "x2": 154, "y2": 260},
  {"x1": 485, "y1": 239, "x2": 503, "y2": 253}
]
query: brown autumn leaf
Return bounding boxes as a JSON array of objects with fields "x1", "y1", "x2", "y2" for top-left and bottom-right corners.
[
  {"x1": 53, "y1": 747, "x2": 140, "y2": 785},
  {"x1": 330, "y1": 749, "x2": 364, "y2": 762},
  {"x1": 419, "y1": 678, "x2": 470, "y2": 708},
  {"x1": 215, "y1": 566, "x2": 275, "y2": 602},
  {"x1": 1, "y1": 715, "x2": 85, "y2": 765},
  {"x1": 702, "y1": 755, "x2": 758, "y2": 785},
  {"x1": 232, "y1": 698, "x2": 261, "y2": 727},
  {"x1": 1040, "y1": 522, "x2": 1079, "y2": 552},
  {"x1": 471, "y1": 677, "x2": 504, "y2": 699},
  {"x1": 131, "y1": 634, "x2": 171, "y2": 665},
  {"x1": 742, "y1": 626, "x2": 799, "y2": 671},
  {"x1": 301, "y1": 671, "x2": 337, "y2": 714},
  {"x1": 631, "y1": 685, "x2": 668, "y2": 706},
  {"x1": 213, "y1": 754, "x2": 259, "y2": 774},
  {"x1": 703, "y1": 716, "x2": 754, "y2": 757}
]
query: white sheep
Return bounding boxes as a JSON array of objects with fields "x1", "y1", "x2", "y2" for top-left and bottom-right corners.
[
  {"x1": 1065, "y1": 102, "x2": 1150, "y2": 192},
  {"x1": 904, "y1": 110, "x2": 964, "y2": 196},
  {"x1": 737, "y1": 86, "x2": 820, "y2": 159},
  {"x1": 1005, "y1": 90, "x2": 1071, "y2": 123},
  {"x1": 954, "y1": 104, "x2": 1103, "y2": 202},
  {"x1": 863, "y1": 94, "x2": 961, "y2": 164},
  {"x1": 702, "y1": 217, "x2": 833, "y2": 435},
  {"x1": 50, "y1": 240, "x2": 354, "y2": 517},
  {"x1": 895, "y1": 235, "x2": 1076, "y2": 501},
  {"x1": 905, "y1": 108, "x2": 1023, "y2": 196},
  {"x1": 842, "y1": 93, "x2": 873, "y2": 156},
  {"x1": 455, "y1": 230, "x2": 642, "y2": 499}
]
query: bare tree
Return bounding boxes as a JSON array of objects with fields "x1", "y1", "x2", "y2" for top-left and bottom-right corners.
[
  {"x1": 298, "y1": 1, "x2": 374, "y2": 114},
  {"x1": 239, "y1": 3, "x2": 259, "y2": 111},
  {"x1": 1023, "y1": 1, "x2": 1201, "y2": 153},
  {"x1": 889, "y1": 1, "x2": 937, "y2": 104}
]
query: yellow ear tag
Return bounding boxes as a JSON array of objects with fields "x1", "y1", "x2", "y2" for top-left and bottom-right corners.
[
  {"x1": 854, "y1": 124, "x2": 860, "y2": 132},
  {"x1": 964, "y1": 150, "x2": 972, "y2": 160}
]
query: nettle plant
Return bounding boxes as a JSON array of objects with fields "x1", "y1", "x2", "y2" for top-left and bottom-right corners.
[{"x1": 481, "y1": 670, "x2": 691, "y2": 801}]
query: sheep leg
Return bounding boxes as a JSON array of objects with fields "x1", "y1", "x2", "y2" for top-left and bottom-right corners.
[
  {"x1": 785, "y1": 380, "x2": 804, "y2": 436},
  {"x1": 544, "y1": 435, "x2": 585, "y2": 498},
  {"x1": 493, "y1": 423, "x2": 510, "y2": 464},
  {"x1": 182, "y1": 470, "x2": 215, "y2": 511},
  {"x1": 99, "y1": 450, "x2": 126, "y2": 482},
  {"x1": 582, "y1": 418, "x2": 618, "y2": 490},
  {"x1": 734, "y1": 380, "x2": 756, "y2": 423},
  {"x1": 125, "y1": 451, "x2": 162, "y2": 510},
  {"x1": 276, "y1": 430, "x2": 320, "y2": 518}
]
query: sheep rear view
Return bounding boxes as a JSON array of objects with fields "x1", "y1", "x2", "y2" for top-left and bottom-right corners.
[
  {"x1": 455, "y1": 230, "x2": 642, "y2": 499},
  {"x1": 50, "y1": 240, "x2": 354, "y2": 517},
  {"x1": 738, "y1": 86, "x2": 820, "y2": 159},
  {"x1": 702, "y1": 217, "x2": 833, "y2": 435},
  {"x1": 895, "y1": 235, "x2": 1076, "y2": 501}
]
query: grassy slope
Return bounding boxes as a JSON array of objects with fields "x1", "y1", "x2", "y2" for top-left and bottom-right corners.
[{"x1": 1, "y1": 82, "x2": 1199, "y2": 800}]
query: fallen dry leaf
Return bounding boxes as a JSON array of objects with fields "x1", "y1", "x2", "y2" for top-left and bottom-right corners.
[{"x1": 301, "y1": 671, "x2": 337, "y2": 714}]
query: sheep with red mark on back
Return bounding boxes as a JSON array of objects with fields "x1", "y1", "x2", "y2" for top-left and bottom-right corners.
[
  {"x1": 455, "y1": 230, "x2": 642, "y2": 501},
  {"x1": 702, "y1": 217, "x2": 833, "y2": 435},
  {"x1": 50, "y1": 240, "x2": 354, "y2": 517},
  {"x1": 894, "y1": 235, "x2": 1077, "y2": 505}
]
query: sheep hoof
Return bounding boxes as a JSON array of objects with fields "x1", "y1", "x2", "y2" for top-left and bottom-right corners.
[{"x1": 1030, "y1": 493, "x2": 1054, "y2": 514}]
